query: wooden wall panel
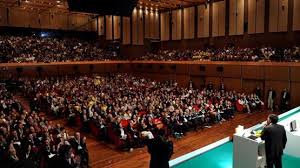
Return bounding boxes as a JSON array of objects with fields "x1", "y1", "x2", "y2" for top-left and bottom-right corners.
[
  {"x1": 293, "y1": 0, "x2": 300, "y2": 30},
  {"x1": 269, "y1": 0, "x2": 288, "y2": 32},
  {"x1": 212, "y1": 2, "x2": 219, "y2": 37},
  {"x1": 132, "y1": 9, "x2": 138, "y2": 44},
  {"x1": 122, "y1": 17, "x2": 131, "y2": 45},
  {"x1": 256, "y1": 0, "x2": 265, "y2": 33},
  {"x1": 54, "y1": 13, "x2": 68, "y2": 30},
  {"x1": 248, "y1": 0, "x2": 265, "y2": 34},
  {"x1": 218, "y1": 1, "x2": 226, "y2": 36},
  {"x1": 113, "y1": 16, "x2": 121, "y2": 39},
  {"x1": 269, "y1": 0, "x2": 279, "y2": 32},
  {"x1": 242, "y1": 65, "x2": 265, "y2": 79},
  {"x1": 223, "y1": 65, "x2": 241, "y2": 78},
  {"x1": 97, "y1": 16, "x2": 105, "y2": 36},
  {"x1": 242, "y1": 79, "x2": 264, "y2": 94},
  {"x1": 137, "y1": 9, "x2": 144, "y2": 45},
  {"x1": 229, "y1": 0, "x2": 237, "y2": 35},
  {"x1": 278, "y1": 0, "x2": 288, "y2": 32},
  {"x1": 105, "y1": 15, "x2": 113, "y2": 40},
  {"x1": 223, "y1": 78, "x2": 242, "y2": 92},
  {"x1": 197, "y1": 5, "x2": 210, "y2": 38},
  {"x1": 9, "y1": 8, "x2": 29, "y2": 27},
  {"x1": 176, "y1": 75, "x2": 190, "y2": 87},
  {"x1": 206, "y1": 77, "x2": 223, "y2": 88},
  {"x1": 39, "y1": 13, "x2": 50, "y2": 29},
  {"x1": 236, "y1": 0, "x2": 245, "y2": 35},
  {"x1": 145, "y1": 11, "x2": 150, "y2": 38},
  {"x1": 248, "y1": 0, "x2": 256, "y2": 34},
  {"x1": 172, "y1": 9, "x2": 182, "y2": 40},
  {"x1": 161, "y1": 12, "x2": 170, "y2": 41},
  {"x1": 290, "y1": 66, "x2": 300, "y2": 82},
  {"x1": 0, "y1": 7, "x2": 7, "y2": 26},
  {"x1": 291, "y1": 82, "x2": 300, "y2": 108},
  {"x1": 212, "y1": 1, "x2": 225, "y2": 37},
  {"x1": 183, "y1": 7, "x2": 195, "y2": 39},
  {"x1": 265, "y1": 66, "x2": 289, "y2": 81},
  {"x1": 154, "y1": 12, "x2": 160, "y2": 39}
]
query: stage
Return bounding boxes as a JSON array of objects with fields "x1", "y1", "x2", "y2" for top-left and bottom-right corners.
[{"x1": 170, "y1": 107, "x2": 300, "y2": 168}]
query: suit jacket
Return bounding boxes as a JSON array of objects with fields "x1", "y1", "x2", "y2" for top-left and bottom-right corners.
[
  {"x1": 261, "y1": 124, "x2": 287, "y2": 159},
  {"x1": 281, "y1": 91, "x2": 290, "y2": 103},
  {"x1": 267, "y1": 90, "x2": 277, "y2": 99},
  {"x1": 147, "y1": 137, "x2": 173, "y2": 168}
]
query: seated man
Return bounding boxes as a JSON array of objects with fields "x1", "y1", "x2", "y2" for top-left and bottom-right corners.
[{"x1": 69, "y1": 132, "x2": 89, "y2": 167}]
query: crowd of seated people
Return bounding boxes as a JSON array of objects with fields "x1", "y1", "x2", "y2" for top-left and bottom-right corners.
[
  {"x1": 0, "y1": 83, "x2": 89, "y2": 168},
  {"x1": 141, "y1": 46, "x2": 300, "y2": 62},
  {"x1": 0, "y1": 35, "x2": 118, "y2": 63},
  {"x1": 21, "y1": 74, "x2": 264, "y2": 151}
]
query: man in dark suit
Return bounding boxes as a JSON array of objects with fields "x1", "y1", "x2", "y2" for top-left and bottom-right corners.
[
  {"x1": 144, "y1": 129, "x2": 173, "y2": 168},
  {"x1": 280, "y1": 88, "x2": 290, "y2": 113},
  {"x1": 261, "y1": 114, "x2": 287, "y2": 168}
]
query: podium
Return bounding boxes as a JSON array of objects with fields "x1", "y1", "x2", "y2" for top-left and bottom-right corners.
[{"x1": 233, "y1": 132, "x2": 266, "y2": 168}]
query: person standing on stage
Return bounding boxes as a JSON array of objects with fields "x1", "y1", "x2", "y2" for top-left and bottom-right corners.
[
  {"x1": 261, "y1": 114, "x2": 287, "y2": 168},
  {"x1": 267, "y1": 88, "x2": 276, "y2": 111},
  {"x1": 143, "y1": 129, "x2": 173, "y2": 168}
]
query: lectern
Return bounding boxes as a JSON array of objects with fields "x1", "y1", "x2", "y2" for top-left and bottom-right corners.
[{"x1": 233, "y1": 132, "x2": 266, "y2": 168}]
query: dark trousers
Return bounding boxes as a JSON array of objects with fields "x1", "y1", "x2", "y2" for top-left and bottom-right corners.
[{"x1": 266, "y1": 155, "x2": 282, "y2": 168}]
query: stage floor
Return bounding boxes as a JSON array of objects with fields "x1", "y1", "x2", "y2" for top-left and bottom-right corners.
[{"x1": 172, "y1": 107, "x2": 300, "y2": 168}]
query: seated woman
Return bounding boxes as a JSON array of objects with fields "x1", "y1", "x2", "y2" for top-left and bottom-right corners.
[{"x1": 236, "y1": 94, "x2": 251, "y2": 113}]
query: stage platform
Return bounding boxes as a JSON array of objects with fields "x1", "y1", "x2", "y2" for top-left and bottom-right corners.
[{"x1": 170, "y1": 107, "x2": 300, "y2": 168}]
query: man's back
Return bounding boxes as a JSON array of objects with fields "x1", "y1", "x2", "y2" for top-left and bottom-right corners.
[{"x1": 261, "y1": 124, "x2": 287, "y2": 159}]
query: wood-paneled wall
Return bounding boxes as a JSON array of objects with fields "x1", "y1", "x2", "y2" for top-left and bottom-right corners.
[
  {"x1": 172, "y1": 9, "x2": 182, "y2": 40},
  {"x1": 1, "y1": 7, "x2": 95, "y2": 31},
  {"x1": 113, "y1": 16, "x2": 121, "y2": 40},
  {"x1": 269, "y1": 0, "x2": 288, "y2": 32},
  {"x1": 122, "y1": 17, "x2": 131, "y2": 45},
  {"x1": 97, "y1": 16, "x2": 105, "y2": 36},
  {"x1": 293, "y1": 0, "x2": 300, "y2": 31},
  {"x1": 248, "y1": 0, "x2": 265, "y2": 34},
  {"x1": 212, "y1": 1, "x2": 225, "y2": 37},
  {"x1": 197, "y1": 5, "x2": 210, "y2": 38},
  {"x1": 161, "y1": 12, "x2": 170, "y2": 41},
  {"x1": 144, "y1": 10, "x2": 159, "y2": 39},
  {"x1": 105, "y1": 15, "x2": 113, "y2": 40},
  {"x1": 132, "y1": 8, "x2": 144, "y2": 45},
  {"x1": 229, "y1": 0, "x2": 244, "y2": 35},
  {"x1": 183, "y1": 7, "x2": 195, "y2": 39}
]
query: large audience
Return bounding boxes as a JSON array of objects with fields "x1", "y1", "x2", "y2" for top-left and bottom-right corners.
[
  {"x1": 141, "y1": 46, "x2": 300, "y2": 62},
  {"x1": 1, "y1": 35, "x2": 300, "y2": 63},
  {"x1": 21, "y1": 74, "x2": 264, "y2": 151},
  {"x1": 0, "y1": 83, "x2": 89, "y2": 168},
  {"x1": 0, "y1": 35, "x2": 118, "y2": 63}
]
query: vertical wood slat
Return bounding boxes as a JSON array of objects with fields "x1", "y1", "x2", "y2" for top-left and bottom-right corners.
[
  {"x1": 212, "y1": 2, "x2": 219, "y2": 37},
  {"x1": 237, "y1": 0, "x2": 245, "y2": 35},
  {"x1": 161, "y1": 12, "x2": 170, "y2": 41},
  {"x1": 197, "y1": 5, "x2": 210, "y2": 38},
  {"x1": 172, "y1": 9, "x2": 182, "y2": 40},
  {"x1": 248, "y1": 0, "x2": 256, "y2": 34},
  {"x1": 184, "y1": 7, "x2": 195, "y2": 39},
  {"x1": 278, "y1": 0, "x2": 288, "y2": 32},
  {"x1": 122, "y1": 17, "x2": 131, "y2": 44},
  {"x1": 293, "y1": 0, "x2": 300, "y2": 30},
  {"x1": 219, "y1": 1, "x2": 226, "y2": 36},
  {"x1": 105, "y1": 15, "x2": 113, "y2": 40},
  {"x1": 269, "y1": 0, "x2": 279, "y2": 32},
  {"x1": 256, "y1": 0, "x2": 265, "y2": 33},
  {"x1": 113, "y1": 16, "x2": 121, "y2": 40}
]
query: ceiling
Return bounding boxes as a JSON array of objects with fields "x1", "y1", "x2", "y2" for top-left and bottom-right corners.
[{"x1": 0, "y1": 0, "x2": 208, "y2": 14}]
